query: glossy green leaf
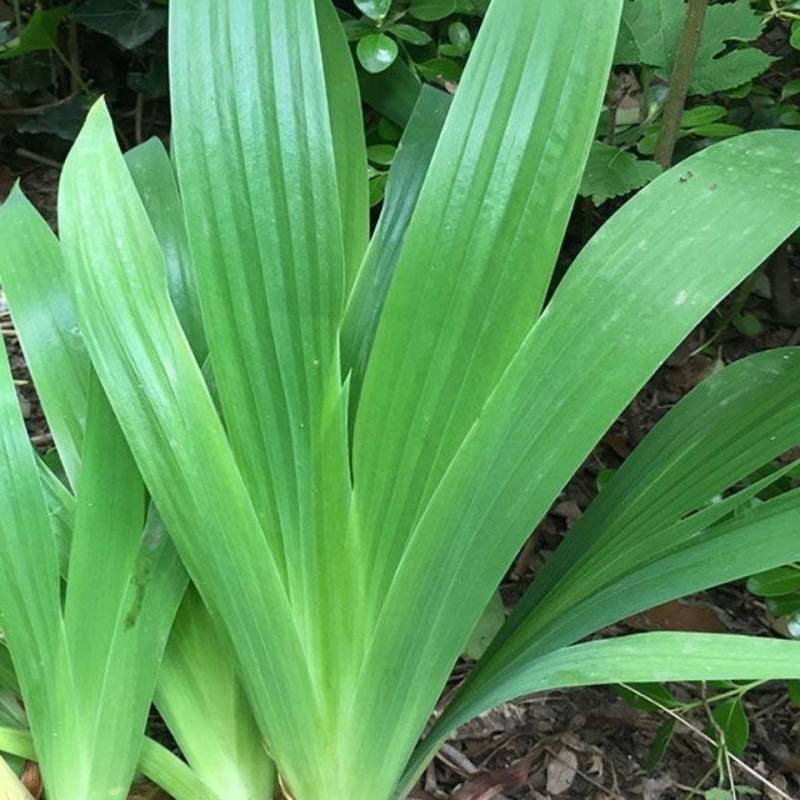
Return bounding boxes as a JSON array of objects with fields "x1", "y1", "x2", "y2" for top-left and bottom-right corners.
[
  {"x1": 355, "y1": 0, "x2": 392, "y2": 20},
  {"x1": 487, "y1": 348, "x2": 800, "y2": 666},
  {"x1": 0, "y1": 186, "x2": 89, "y2": 489},
  {"x1": 125, "y1": 138, "x2": 206, "y2": 357},
  {"x1": 353, "y1": 0, "x2": 622, "y2": 617},
  {"x1": 390, "y1": 24, "x2": 433, "y2": 45},
  {"x1": 316, "y1": 0, "x2": 370, "y2": 289},
  {"x1": 342, "y1": 85, "x2": 451, "y2": 408},
  {"x1": 357, "y1": 33, "x2": 399, "y2": 74},
  {"x1": 356, "y1": 130, "x2": 800, "y2": 794},
  {"x1": 73, "y1": 0, "x2": 166, "y2": 49},
  {"x1": 169, "y1": 2, "x2": 354, "y2": 675},
  {"x1": 58, "y1": 96, "x2": 317, "y2": 796}
]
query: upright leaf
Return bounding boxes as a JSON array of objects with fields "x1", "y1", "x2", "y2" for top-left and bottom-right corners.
[
  {"x1": 58, "y1": 98, "x2": 318, "y2": 797},
  {"x1": 169, "y1": 0, "x2": 354, "y2": 665},
  {"x1": 0, "y1": 187, "x2": 89, "y2": 488},
  {"x1": 352, "y1": 0, "x2": 623, "y2": 607}
]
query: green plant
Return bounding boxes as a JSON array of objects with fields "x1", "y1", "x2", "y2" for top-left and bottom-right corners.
[{"x1": 3, "y1": 2, "x2": 800, "y2": 799}]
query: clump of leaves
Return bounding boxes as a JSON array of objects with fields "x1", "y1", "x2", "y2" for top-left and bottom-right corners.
[{"x1": 3, "y1": 2, "x2": 800, "y2": 799}]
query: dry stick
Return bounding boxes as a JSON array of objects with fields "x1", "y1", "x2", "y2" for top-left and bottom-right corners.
[
  {"x1": 620, "y1": 684, "x2": 793, "y2": 800},
  {"x1": 653, "y1": 0, "x2": 710, "y2": 170}
]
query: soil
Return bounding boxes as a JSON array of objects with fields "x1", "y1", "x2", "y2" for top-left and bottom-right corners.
[{"x1": 2, "y1": 158, "x2": 800, "y2": 800}]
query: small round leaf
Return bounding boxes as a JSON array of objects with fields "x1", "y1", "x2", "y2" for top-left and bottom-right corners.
[
  {"x1": 357, "y1": 33, "x2": 399, "y2": 74},
  {"x1": 355, "y1": 0, "x2": 392, "y2": 21}
]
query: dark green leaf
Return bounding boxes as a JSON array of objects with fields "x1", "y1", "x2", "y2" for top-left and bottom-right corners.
[
  {"x1": 367, "y1": 144, "x2": 396, "y2": 165},
  {"x1": 390, "y1": 23, "x2": 432, "y2": 45},
  {"x1": 0, "y1": 4, "x2": 73, "y2": 60},
  {"x1": 646, "y1": 720, "x2": 675, "y2": 769},
  {"x1": 409, "y1": 0, "x2": 456, "y2": 21},
  {"x1": 73, "y1": 0, "x2": 167, "y2": 49},
  {"x1": 711, "y1": 699, "x2": 749, "y2": 756},
  {"x1": 747, "y1": 566, "x2": 800, "y2": 597}
]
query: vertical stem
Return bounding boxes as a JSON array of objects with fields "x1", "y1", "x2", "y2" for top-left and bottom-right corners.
[{"x1": 653, "y1": 0, "x2": 709, "y2": 169}]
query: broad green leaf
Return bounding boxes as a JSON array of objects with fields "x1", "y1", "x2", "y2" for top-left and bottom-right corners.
[
  {"x1": 0, "y1": 186, "x2": 89, "y2": 489},
  {"x1": 711, "y1": 699, "x2": 749, "y2": 756},
  {"x1": 169, "y1": 0, "x2": 354, "y2": 672},
  {"x1": 400, "y1": 633, "x2": 800, "y2": 792},
  {"x1": 125, "y1": 138, "x2": 206, "y2": 357},
  {"x1": 356, "y1": 131, "x2": 800, "y2": 796},
  {"x1": 0, "y1": 4, "x2": 73, "y2": 60},
  {"x1": 316, "y1": 0, "x2": 370, "y2": 290},
  {"x1": 357, "y1": 33, "x2": 399, "y2": 74},
  {"x1": 73, "y1": 0, "x2": 167, "y2": 49},
  {"x1": 58, "y1": 97, "x2": 317, "y2": 796},
  {"x1": 155, "y1": 588, "x2": 274, "y2": 800},
  {"x1": 353, "y1": 0, "x2": 623, "y2": 619},
  {"x1": 579, "y1": 141, "x2": 661, "y2": 205},
  {"x1": 342, "y1": 85, "x2": 451, "y2": 410}
]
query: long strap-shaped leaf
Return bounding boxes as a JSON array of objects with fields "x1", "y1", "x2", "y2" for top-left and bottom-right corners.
[
  {"x1": 0, "y1": 344, "x2": 74, "y2": 796},
  {"x1": 169, "y1": 0, "x2": 354, "y2": 666},
  {"x1": 57, "y1": 99, "x2": 322, "y2": 795},
  {"x1": 315, "y1": 0, "x2": 370, "y2": 291},
  {"x1": 342, "y1": 85, "x2": 451, "y2": 411},
  {"x1": 352, "y1": 0, "x2": 623, "y2": 604},
  {"x1": 485, "y1": 348, "x2": 800, "y2": 665},
  {"x1": 399, "y1": 633, "x2": 800, "y2": 794},
  {"x1": 351, "y1": 131, "x2": 800, "y2": 793},
  {"x1": 0, "y1": 186, "x2": 89, "y2": 489},
  {"x1": 125, "y1": 138, "x2": 206, "y2": 358}
]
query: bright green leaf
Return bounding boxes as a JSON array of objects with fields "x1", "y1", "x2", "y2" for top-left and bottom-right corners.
[{"x1": 357, "y1": 33, "x2": 399, "y2": 74}]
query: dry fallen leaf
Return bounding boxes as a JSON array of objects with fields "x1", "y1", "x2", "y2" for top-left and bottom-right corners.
[
  {"x1": 545, "y1": 748, "x2": 578, "y2": 795},
  {"x1": 451, "y1": 754, "x2": 536, "y2": 800},
  {"x1": 627, "y1": 599, "x2": 727, "y2": 633}
]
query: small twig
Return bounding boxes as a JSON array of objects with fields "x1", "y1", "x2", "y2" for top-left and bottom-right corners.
[
  {"x1": 620, "y1": 684, "x2": 794, "y2": 800},
  {"x1": 135, "y1": 93, "x2": 145, "y2": 144},
  {"x1": 654, "y1": 0, "x2": 710, "y2": 169},
  {"x1": 67, "y1": 20, "x2": 81, "y2": 95},
  {"x1": 14, "y1": 148, "x2": 62, "y2": 170},
  {"x1": 0, "y1": 93, "x2": 79, "y2": 117}
]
